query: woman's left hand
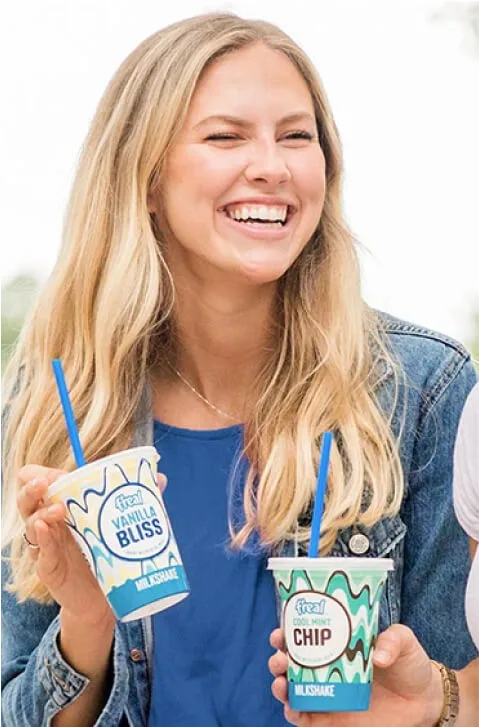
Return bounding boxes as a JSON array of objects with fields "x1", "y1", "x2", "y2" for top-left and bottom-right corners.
[{"x1": 268, "y1": 625, "x2": 444, "y2": 726}]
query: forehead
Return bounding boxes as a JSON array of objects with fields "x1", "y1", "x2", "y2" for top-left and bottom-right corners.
[{"x1": 185, "y1": 42, "x2": 315, "y2": 124}]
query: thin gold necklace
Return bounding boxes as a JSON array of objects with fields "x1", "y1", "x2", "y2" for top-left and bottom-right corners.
[{"x1": 172, "y1": 367, "x2": 237, "y2": 423}]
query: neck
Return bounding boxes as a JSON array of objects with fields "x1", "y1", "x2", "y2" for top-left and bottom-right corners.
[
  {"x1": 154, "y1": 276, "x2": 278, "y2": 424},
  {"x1": 175, "y1": 279, "x2": 276, "y2": 386}
]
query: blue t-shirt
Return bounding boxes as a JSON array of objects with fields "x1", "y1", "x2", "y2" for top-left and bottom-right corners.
[{"x1": 148, "y1": 421, "x2": 288, "y2": 727}]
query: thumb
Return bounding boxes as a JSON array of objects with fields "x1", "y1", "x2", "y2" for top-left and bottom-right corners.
[{"x1": 373, "y1": 624, "x2": 413, "y2": 668}]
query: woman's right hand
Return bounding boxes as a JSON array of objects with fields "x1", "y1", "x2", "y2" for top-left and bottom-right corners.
[{"x1": 17, "y1": 465, "x2": 114, "y2": 629}]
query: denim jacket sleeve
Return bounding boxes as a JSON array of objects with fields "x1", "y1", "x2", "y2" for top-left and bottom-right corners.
[
  {"x1": 1, "y1": 559, "x2": 131, "y2": 727},
  {"x1": 399, "y1": 353, "x2": 478, "y2": 669}
]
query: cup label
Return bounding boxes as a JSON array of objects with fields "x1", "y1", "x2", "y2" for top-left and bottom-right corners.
[
  {"x1": 271, "y1": 565, "x2": 390, "y2": 711},
  {"x1": 50, "y1": 453, "x2": 190, "y2": 621},
  {"x1": 284, "y1": 590, "x2": 351, "y2": 668},
  {"x1": 98, "y1": 482, "x2": 170, "y2": 561}
]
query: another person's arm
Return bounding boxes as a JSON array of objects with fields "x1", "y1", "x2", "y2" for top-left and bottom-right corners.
[{"x1": 455, "y1": 656, "x2": 479, "y2": 727}]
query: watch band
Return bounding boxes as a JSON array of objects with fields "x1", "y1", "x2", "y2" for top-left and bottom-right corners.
[{"x1": 431, "y1": 660, "x2": 459, "y2": 726}]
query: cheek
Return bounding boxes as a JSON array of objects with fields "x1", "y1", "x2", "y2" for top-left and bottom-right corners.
[
  {"x1": 294, "y1": 150, "x2": 327, "y2": 206},
  {"x1": 167, "y1": 147, "x2": 243, "y2": 205}
]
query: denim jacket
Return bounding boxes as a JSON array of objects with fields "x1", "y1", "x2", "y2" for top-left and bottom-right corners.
[{"x1": 2, "y1": 313, "x2": 478, "y2": 727}]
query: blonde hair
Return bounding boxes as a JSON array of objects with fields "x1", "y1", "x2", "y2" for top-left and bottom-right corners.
[{"x1": 2, "y1": 12, "x2": 403, "y2": 601}]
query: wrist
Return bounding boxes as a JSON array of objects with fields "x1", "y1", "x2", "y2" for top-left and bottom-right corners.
[
  {"x1": 430, "y1": 661, "x2": 459, "y2": 727},
  {"x1": 59, "y1": 607, "x2": 115, "y2": 680},
  {"x1": 60, "y1": 603, "x2": 116, "y2": 634},
  {"x1": 426, "y1": 661, "x2": 446, "y2": 726}
]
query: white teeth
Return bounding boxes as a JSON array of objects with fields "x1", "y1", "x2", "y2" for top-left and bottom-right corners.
[{"x1": 225, "y1": 203, "x2": 288, "y2": 222}]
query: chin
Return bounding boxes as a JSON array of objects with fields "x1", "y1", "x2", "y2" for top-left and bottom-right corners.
[
  {"x1": 236, "y1": 261, "x2": 293, "y2": 286},
  {"x1": 233, "y1": 248, "x2": 301, "y2": 285}
]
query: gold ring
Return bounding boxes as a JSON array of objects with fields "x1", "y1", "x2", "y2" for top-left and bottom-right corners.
[{"x1": 23, "y1": 532, "x2": 40, "y2": 549}]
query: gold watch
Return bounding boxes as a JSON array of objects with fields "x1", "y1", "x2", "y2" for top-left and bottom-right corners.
[{"x1": 431, "y1": 660, "x2": 460, "y2": 726}]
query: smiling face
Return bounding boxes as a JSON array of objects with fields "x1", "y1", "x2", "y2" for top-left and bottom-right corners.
[{"x1": 150, "y1": 42, "x2": 326, "y2": 287}]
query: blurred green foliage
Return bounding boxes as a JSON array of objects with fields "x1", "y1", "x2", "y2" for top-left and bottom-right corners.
[{"x1": 1, "y1": 274, "x2": 39, "y2": 373}]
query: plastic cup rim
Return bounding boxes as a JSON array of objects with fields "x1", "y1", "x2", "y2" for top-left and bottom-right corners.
[
  {"x1": 47, "y1": 445, "x2": 159, "y2": 497},
  {"x1": 267, "y1": 556, "x2": 394, "y2": 571}
]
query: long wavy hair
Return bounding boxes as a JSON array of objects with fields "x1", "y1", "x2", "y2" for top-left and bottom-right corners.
[{"x1": 2, "y1": 12, "x2": 403, "y2": 602}]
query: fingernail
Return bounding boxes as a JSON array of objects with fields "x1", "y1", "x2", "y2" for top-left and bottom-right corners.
[
  {"x1": 30, "y1": 477, "x2": 47, "y2": 490},
  {"x1": 47, "y1": 504, "x2": 60, "y2": 514},
  {"x1": 374, "y1": 648, "x2": 391, "y2": 664}
]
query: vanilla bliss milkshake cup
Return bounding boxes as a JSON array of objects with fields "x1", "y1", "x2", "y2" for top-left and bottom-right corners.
[
  {"x1": 268, "y1": 557, "x2": 393, "y2": 712},
  {"x1": 48, "y1": 446, "x2": 189, "y2": 621}
]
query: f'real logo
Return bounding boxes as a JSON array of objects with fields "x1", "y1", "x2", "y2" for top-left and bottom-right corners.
[
  {"x1": 284, "y1": 591, "x2": 351, "y2": 669},
  {"x1": 295, "y1": 597, "x2": 326, "y2": 616},
  {"x1": 115, "y1": 489, "x2": 144, "y2": 513}
]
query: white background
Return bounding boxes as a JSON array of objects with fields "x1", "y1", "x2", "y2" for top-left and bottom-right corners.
[{"x1": 1, "y1": 0, "x2": 478, "y2": 344}]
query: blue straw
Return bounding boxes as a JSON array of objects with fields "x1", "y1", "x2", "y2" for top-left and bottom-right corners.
[
  {"x1": 52, "y1": 359, "x2": 86, "y2": 467},
  {"x1": 308, "y1": 431, "x2": 333, "y2": 558}
]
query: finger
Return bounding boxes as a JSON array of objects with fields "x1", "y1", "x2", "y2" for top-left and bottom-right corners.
[
  {"x1": 34, "y1": 519, "x2": 62, "y2": 571},
  {"x1": 25, "y1": 536, "x2": 41, "y2": 561},
  {"x1": 24, "y1": 503, "x2": 67, "y2": 545},
  {"x1": 270, "y1": 628, "x2": 286, "y2": 652},
  {"x1": 373, "y1": 630, "x2": 401, "y2": 667},
  {"x1": 17, "y1": 478, "x2": 50, "y2": 521},
  {"x1": 17, "y1": 465, "x2": 67, "y2": 487},
  {"x1": 156, "y1": 473, "x2": 167, "y2": 493},
  {"x1": 268, "y1": 649, "x2": 288, "y2": 677},
  {"x1": 271, "y1": 675, "x2": 289, "y2": 704},
  {"x1": 26, "y1": 517, "x2": 60, "y2": 563},
  {"x1": 17, "y1": 467, "x2": 67, "y2": 520},
  {"x1": 373, "y1": 624, "x2": 416, "y2": 668},
  {"x1": 284, "y1": 704, "x2": 304, "y2": 726}
]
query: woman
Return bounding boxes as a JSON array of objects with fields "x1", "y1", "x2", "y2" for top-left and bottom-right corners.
[
  {"x1": 270, "y1": 384, "x2": 479, "y2": 725},
  {"x1": 1, "y1": 13, "x2": 477, "y2": 727}
]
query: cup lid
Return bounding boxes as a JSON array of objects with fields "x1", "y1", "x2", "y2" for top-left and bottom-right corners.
[{"x1": 267, "y1": 556, "x2": 394, "y2": 571}]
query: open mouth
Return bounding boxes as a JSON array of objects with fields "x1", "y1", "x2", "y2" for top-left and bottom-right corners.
[{"x1": 219, "y1": 203, "x2": 295, "y2": 229}]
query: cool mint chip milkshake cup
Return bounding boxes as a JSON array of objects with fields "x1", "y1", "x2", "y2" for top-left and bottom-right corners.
[
  {"x1": 268, "y1": 557, "x2": 393, "y2": 712},
  {"x1": 48, "y1": 446, "x2": 189, "y2": 621}
]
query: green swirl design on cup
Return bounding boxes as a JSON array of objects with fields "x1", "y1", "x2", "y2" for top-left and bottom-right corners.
[{"x1": 276, "y1": 567, "x2": 387, "y2": 685}]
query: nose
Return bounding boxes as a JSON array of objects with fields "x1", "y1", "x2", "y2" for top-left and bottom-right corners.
[{"x1": 243, "y1": 141, "x2": 291, "y2": 187}]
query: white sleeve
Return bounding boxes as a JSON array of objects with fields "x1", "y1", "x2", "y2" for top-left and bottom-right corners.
[{"x1": 453, "y1": 383, "x2": 479, "y2": 540}]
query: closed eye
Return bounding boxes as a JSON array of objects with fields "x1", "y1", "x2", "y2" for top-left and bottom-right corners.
[
  {"x1": 204, "y1": 131, "x2": 316, "y2": 143},
  {"x1": 283, "y1": 131, "x2": 315, "y2": 141},
  {"x1": 205, "y1": 133, "x2": 241, "y2": 141}
]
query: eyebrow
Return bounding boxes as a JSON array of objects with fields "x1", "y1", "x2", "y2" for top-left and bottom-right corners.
[{"x1": 193, "y1": 112, "x2": 316, "y2": 129}]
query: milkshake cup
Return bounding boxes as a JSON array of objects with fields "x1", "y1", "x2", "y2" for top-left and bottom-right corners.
[
  {"x1": 48, "y1": 445, "x2": 189, "y2": 622},
  {"x1": 268, "y1": 556, "x2": 393, "y2": 712}
]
